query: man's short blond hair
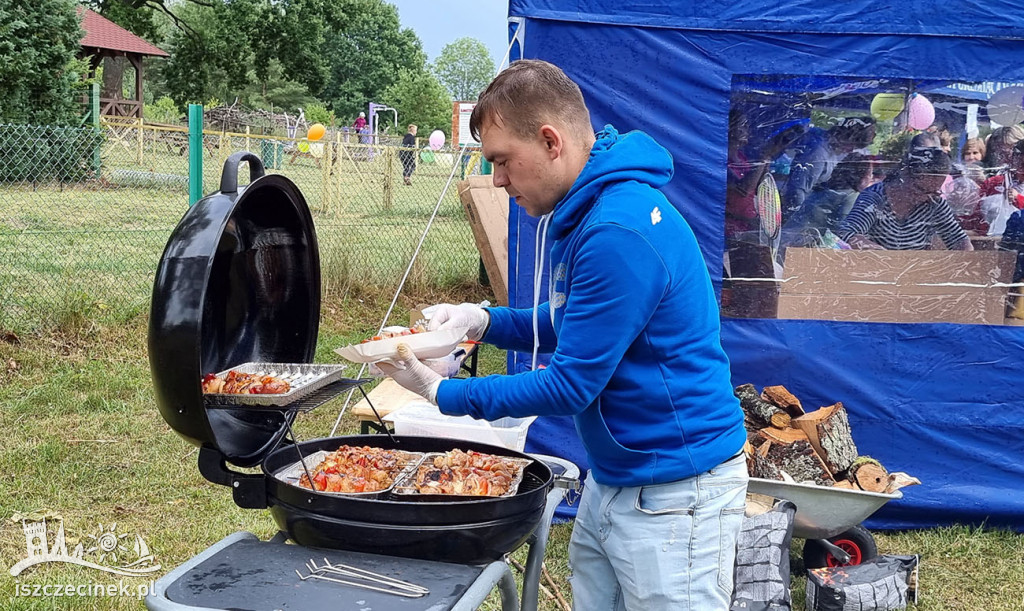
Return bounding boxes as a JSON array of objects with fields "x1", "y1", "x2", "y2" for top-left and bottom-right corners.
[
  {"x1": 470, "y1": 60, "x2": 593, "y2": 145},
  {"x1": 408, "y1": 124, "x2": 417, "y2": 130}
]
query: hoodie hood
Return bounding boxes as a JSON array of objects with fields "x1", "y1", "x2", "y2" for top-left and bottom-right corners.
[{"x1": 549, "y1": 125, "x2": 674, "y2": 239}]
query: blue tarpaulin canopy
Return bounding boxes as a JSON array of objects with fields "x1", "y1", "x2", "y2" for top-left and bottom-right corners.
[{"x1": 509, "y1": 0, "x2": 1024, "y2": 530}]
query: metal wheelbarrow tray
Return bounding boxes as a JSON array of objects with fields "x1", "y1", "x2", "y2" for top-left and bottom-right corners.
[
  {"x1": 747, "y1": 478, "x2": 903, "y2": 567},
  {"x1": 747, "y1": 477, "x2": 902, "y2": 539}
]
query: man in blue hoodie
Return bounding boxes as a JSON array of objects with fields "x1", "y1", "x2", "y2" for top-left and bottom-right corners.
[{"x1": 378, "y1": 60, "x2": 748, "y2": 610}]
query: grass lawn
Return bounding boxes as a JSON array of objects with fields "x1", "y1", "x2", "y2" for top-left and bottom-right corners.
[{"x1": 0, "y1": 291, "x2": 1022, "y2": 610}]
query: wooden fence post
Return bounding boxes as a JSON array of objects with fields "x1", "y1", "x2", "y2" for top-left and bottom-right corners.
[
  {"x1": 137, "y1": 118, "x2": 144, "y2": 165},
  {"x1": 383, "y1": 145, "x2": 395, "y2": 211},
  {"x1": 333, "y1": 133, "x2": 344, "y2": 216},
  {"x1": 322, "y1": 136, "x2": 333, "y2": 214},
  {"x1": 89, "y1": 83, "x2": 101, "y2": 176}
]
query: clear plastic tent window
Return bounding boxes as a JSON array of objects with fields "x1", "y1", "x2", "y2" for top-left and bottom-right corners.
[{"x1": 721, "y1": 74, "x2": 1024, "y2": 326}]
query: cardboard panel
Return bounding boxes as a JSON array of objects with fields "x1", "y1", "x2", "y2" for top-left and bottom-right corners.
[
  {"x1": 779, "y1": 248, "x2": 1014, "y2": 325},
  {"x1": 778, "y1": 292, "x2": 1008, "y2": 324},
  {"x1": 782, "y1": 248, "x2": 1014, "y2": 290},
  {"x1": 458, "y1": 176, "x2": 510, "y2": 305}
]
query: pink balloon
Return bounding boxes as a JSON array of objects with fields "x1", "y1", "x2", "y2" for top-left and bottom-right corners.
[
  {"x1": 906, "y1": 93, "x2": 935, "y2": 131},
  {"x1": 428, "y1": 130, "x2": 446, "y2": 150}
]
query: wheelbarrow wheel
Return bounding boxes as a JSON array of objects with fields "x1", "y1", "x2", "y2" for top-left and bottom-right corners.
[{"x1": 803, "y1": 525, "x2": 878, "y2": 569}]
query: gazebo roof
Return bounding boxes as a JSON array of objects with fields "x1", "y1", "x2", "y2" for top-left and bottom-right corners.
[{"x1": 78, "y1": 6, "x2": 169, "y2": 57}]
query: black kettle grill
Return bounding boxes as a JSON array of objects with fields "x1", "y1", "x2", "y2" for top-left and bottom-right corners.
[{"x1": 148, "y1": 153, "x2": 553, "y2": 564}]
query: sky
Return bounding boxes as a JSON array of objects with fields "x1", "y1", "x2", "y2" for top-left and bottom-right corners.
[{"x1": 387, "y1": 1, "x2": 511, "y2": 67}]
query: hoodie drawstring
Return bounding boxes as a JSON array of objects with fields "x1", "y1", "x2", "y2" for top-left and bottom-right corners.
[{"x1": 532, "y1": 213, "x2": 552, "y2": 370}]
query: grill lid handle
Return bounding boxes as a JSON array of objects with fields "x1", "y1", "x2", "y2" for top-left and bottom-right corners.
[
  {"x1": 199, "y1": 446, "x2": 268, "y2": 509},
  {"x1": 220, "y1": 151, "x2": 266, "y2": 194}
]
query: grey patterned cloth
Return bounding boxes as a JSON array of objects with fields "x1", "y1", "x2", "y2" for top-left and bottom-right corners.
[
  {"x1": 731, "y1": 499, "x2": 797, "y2": 611},
  {"x1": 806, "y1": 555, "x2": 919, "y2": 611}
]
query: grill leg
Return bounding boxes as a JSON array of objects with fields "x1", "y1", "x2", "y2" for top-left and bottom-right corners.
[
  {"x1": 520, "y1": 487, "x2": 563, "y2": 611},
  {"x1": 268, "y1": 531, "x2": 289, "y2": 544},
  {"x1": 496, "y1": 569, "x2": 521, "y2": 611},
  {"x1": 450, "y1": 562, "x2": 519, "y2": 611}
]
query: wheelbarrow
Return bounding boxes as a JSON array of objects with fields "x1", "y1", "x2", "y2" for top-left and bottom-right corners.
[{"x1": 747, "y1": 477, "x2": 902, "y2": 568}]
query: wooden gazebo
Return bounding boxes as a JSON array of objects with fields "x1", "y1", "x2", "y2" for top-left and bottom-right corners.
[{"x1": 78, "y1": 7, "x2": 169, "y2": 118}]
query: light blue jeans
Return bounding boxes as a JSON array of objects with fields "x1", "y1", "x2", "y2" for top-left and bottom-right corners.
[{"x1": 568, "y1": 453, "x2": 748, "y2": 611}]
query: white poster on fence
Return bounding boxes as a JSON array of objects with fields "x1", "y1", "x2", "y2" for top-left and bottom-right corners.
[{"x1": 456, "y1": 102, "x2": 479, "y2": 148}]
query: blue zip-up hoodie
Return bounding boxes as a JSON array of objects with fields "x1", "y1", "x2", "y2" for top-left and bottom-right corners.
[{"x1": 436, "y1": 126, "x2": 746, "y2": 487}]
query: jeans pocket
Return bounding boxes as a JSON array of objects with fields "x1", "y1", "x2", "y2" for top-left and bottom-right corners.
[
  {"x1": 634, "y1": 481, "x2": 697, "y2": 516},
  {"x1": 717, "y1": 506, "x2": 746, "y2": 594}
]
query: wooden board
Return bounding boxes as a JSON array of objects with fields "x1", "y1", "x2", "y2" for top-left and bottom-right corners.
[
  {"x1": 779, "y1": 248, "x2": 1014, "y2": 325},
  {"x1": 350, "y1": 378, "x2": 425, "y2": 422},
  {"x1": 458, "y1": 175, "x2": 509, "y2": 305}
]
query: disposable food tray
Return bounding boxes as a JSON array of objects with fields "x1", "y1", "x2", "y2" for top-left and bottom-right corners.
[
  {"x1": 391, "y1": 452, "x2": 532, "y2": 500},
  {"x1": 334, "y1": 327, "x2": 468, "y2": 363},
  {"x1": 202, "y1": 362, "x2": 348, "y2": 408},
  {"x1": 274, "y1": 448, "x2": 423, "y2": 498}
]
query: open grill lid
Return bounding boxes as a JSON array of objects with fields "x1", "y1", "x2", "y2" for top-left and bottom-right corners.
[{"x1": 149, "y1": 152, "x2": 321, "y2": 467}]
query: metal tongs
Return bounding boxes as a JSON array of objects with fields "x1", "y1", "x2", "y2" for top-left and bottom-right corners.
[{"x1": 295, "y1": 557, "x2": 429, "y2": 598}]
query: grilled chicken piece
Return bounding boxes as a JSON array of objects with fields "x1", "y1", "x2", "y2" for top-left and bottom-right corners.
[{"x1": 201, "y1": 370, "x2": 291, "y2": 394}]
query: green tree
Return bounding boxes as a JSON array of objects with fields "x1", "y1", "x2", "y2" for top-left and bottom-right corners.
[
  {"x1": 382, "y1": 68, "x2": 452, "y2": 136},
  {"x1": 430, "y1": 37, "x2": 495, "y2": 102},
  {"x1": 239, "y1": 60, "x2": 316, "y2": 112},
  {"x1": 305, "y1": 102, "x2": 336, "y2": 127},
  {"x1": 160, "y1": 2, "x2": 241, "y2": 104},
  {"x1": 143, "y1": 96, "x2": 181, "y2": 124},
  {"x1": 113, "y1": 0, "x2": 328, "y2": 107},
  {"x1": 319, "y1": 0, "x2": 426, "y2": 121},
  {"x1": 0, "y1": 0, "x2": 86, "y2": 124},
  {"x1": 95, "y1": 0, "x2": 434, "y2": 124},
  {"x1": 83, "y1": 0, "x2": 162, "y2": 42}
]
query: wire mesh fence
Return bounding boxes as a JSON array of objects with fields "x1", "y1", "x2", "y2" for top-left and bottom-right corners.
[{"x1": 0, "y1": 120, "x2": 487, "y2": 332}]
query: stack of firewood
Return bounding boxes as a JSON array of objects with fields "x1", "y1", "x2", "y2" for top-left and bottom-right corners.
[{"x1": 736, "y1": 384, "x2": 919, "y2": 494}]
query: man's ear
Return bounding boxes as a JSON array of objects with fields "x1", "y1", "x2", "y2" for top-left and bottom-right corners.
[{"x1": 539, "y1": 124, "x2": 563, "y2": 160}]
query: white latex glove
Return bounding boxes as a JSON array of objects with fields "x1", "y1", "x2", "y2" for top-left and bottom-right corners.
[
  {"x1": 426, "y1": 303, "x2": 490, "y2": 341},
  {"x1": 374, "y1": 343, "x2": 443, "y2": 404}
]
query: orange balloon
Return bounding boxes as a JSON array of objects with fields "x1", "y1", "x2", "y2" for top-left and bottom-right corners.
[{"x1": 307, "y1": 123, "x2": 326, "y2": 141}]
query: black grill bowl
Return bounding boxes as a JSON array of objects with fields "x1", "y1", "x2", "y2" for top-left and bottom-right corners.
[
  {"x1": 271, "y1": 505, "x2": 545, "y2": 564},
  {"x1": 262, "y1": 435, "x2": 554, "y2": 562}
]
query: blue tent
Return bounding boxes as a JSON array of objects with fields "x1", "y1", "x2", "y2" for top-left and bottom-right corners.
[{"x1": 511, "y1": 0, "x2": 1024, "y2": 529}]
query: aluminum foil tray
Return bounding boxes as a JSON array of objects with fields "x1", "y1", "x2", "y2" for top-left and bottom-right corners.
[
  {"x1": 392, "y1": 452, "x2": 531, "y2": 500},
  {"x1": 202, "y1": 362, "x2": 348, "y2": 407},
  {"x1": 273, "y1": 448, "x2": 424, "y2": 498}
]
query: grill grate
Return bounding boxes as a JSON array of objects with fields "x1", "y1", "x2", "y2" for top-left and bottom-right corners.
[
  {"x1": 518, "y1": 471, "x2": 547, "y2": 494},
  {"x1": 206, "y1": 378, "x2": 371, "y2": 412}
]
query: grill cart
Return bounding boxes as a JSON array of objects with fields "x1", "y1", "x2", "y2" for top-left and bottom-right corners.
[
  {"x1": 146, "y1": 153, "x2": 581, "y2": 610},
  {"x1": 144, "y1": 454, "x2": 579, "y2": 611}
]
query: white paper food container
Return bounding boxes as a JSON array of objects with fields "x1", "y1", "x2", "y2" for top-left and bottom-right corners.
[{"x1": 333, "y1": 327, "x2": 469, "y2": 363}]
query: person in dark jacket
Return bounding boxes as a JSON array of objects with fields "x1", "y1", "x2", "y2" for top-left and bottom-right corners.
[
  {"x1": 1000, "y1": 207, "x2": 1024, "y2": 317},
  {"x1": 400, "y1": 124, "x2": 417, "y2": 185},
  {"x1": 377, "y1": 59, "x2": 747, "y2": 611}
]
